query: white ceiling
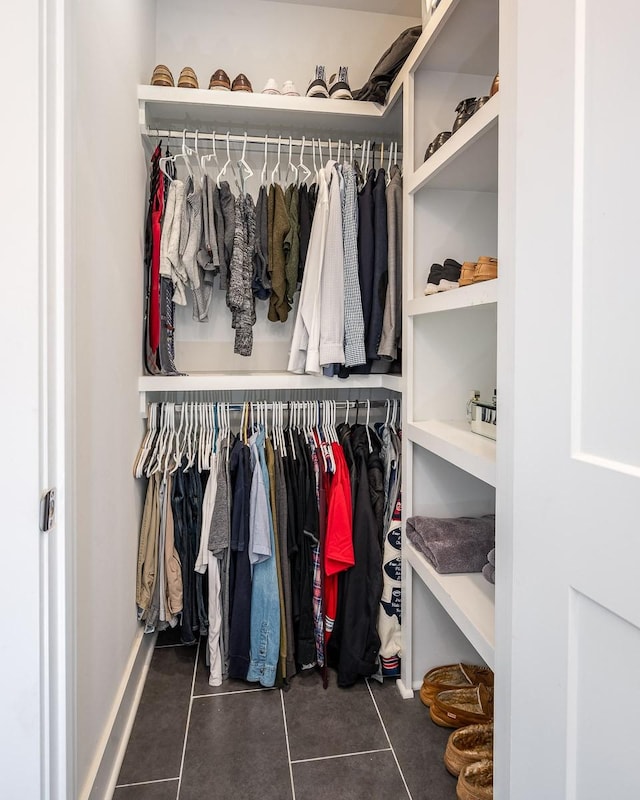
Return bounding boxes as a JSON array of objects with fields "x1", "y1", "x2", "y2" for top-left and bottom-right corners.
[{"x1": 264, "y1": 0, "x2": 422, "y2": 18}]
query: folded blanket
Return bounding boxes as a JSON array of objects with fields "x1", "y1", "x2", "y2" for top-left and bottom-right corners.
[
  {"x1": 487, "y1": 548, "x2": 495, "y2": 567},
  {"x1": 406, "y1": 515, "x2": 495, "y2": 574},
  {"x1": 482, "y1": 563, "x2": 495, "y2": 584}
]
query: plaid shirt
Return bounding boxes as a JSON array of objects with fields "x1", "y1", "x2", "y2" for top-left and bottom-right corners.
[{"x1": 342, "y1": 165, "x2": 367, "y2": 367}]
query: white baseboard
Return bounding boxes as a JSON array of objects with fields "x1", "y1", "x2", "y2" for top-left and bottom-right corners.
[{"x1": 80, "y1": 628, "x2": 156, "y2": 800}]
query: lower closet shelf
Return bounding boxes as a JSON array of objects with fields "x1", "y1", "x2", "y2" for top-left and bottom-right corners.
[
  {"x1": 405, "y1": 539, "x2": 495, "y2": 669},
  {"x1": 407, "y1": 420, "x2": 496, "y2": 486}
]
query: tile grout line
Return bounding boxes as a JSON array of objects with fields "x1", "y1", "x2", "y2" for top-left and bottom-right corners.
[
  {"x1": 115, "y1": 777, "x2": 179, "y2": 788},
  {"x1": 366, "y1": 679, "x2": 414, "y2": 800},
  {"x1": 280, "y1": 689, "x2": 297, "y2": 800},
  {"x1": 291, "y1": 747, "x2": 392, "y2": 765},
  {"x1": 192, "y1": 686, "x2": 272, "y2": 699},
  {"x1": 175, "y1": 637, "x2": 201, "y2": 800}
]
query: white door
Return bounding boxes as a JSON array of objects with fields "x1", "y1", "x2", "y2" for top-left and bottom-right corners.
[
  {"x1": 500, "y1": 1, "x2": 640, "y2": 797},
  {"x1": 0, "y1": 1, "x2": 71, "y2": 798}
]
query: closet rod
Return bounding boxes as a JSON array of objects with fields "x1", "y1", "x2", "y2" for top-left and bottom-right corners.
[
  {"x1": 151, "y1": 400, "x2": 396, "y2": 410},
  {"x1": 145, "y1": 129, "x2": 402, "y2": 153}
]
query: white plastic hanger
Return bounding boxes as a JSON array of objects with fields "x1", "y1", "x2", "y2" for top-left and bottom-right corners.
[
  {"x1": 271, "y1": 135, "x2": 282, "y2": 185},
  {"x1": 200, "y1": 130, "x2": 219, "y2": 176},
  {"x1": 366, "y1": 399, "x2": 373, "y2": 453},
  {"x1": 336, "y1": 139, "x2": 341, "y2": 162},
  {"x1": 237, "y1": 131, "x2": 254, "y2": 194},
  {"x1": 285, "y1": 136, "x2": 298, "y2": 185},
  {"x1": 260, "y1": 134, "x2": 269, "y2": 187},
  {"x1": 217, "y1": 131, "x2": 237, "y2": 189},
  {"x1": 328, "y1": 138, "x2": 333, "y2": 161},
  {"x1": 312, "y1": 138, "x2": 319, "y2": 184},
  {"x1": 298, "y1": 136, "x2": 311, "y2": 185}
]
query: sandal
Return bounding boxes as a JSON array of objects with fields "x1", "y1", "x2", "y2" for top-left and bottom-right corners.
[
  {"x1": 444, "y1": 723, "x2": 493, "y2": 776},
  {"x1": 430, "y1": 684, "x2": 494, "y2": 728},
  {"x1": 420, "y1": 663, "x2": 493, "y2": 707},
  {"x1": 457, "y1": 758, "x2": 493, "y2": 800},
  {"x1": 150, "y1": 64, "x2": 174, "y2": 87}
]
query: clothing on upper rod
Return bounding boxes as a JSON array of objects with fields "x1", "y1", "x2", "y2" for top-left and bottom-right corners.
[
  {"x1": 133, "y1": 399, "x2": 402, "y2": 688},
  {"x1": 143, "y1": 131, "x2": 402, "y2": 373}
]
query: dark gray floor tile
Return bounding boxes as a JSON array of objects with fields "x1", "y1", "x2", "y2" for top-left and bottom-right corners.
[
  {"x1": 284, "y1": 669, "x2": 388, "y2": 761},
  {"x1": 178, "y1": 691, "x2": 292, "y2": 800},
  {"x1": 192, "y1": 638, "x2": 272, "y2": 696},
  {"x1": 293, "y1": 750, "x2": 407, "y2": 799},
  {"x1": 113, "y1": 779, "x2": 178, "y2": 799},
  {"x1": 369, "y1": 679, "x2": 458, "y2": 800},
  {"x1": 117, "y1": 646, "x2": 197, "y2": 785}
]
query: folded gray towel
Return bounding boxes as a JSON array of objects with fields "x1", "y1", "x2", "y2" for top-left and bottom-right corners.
[
  {"x1": 482, "y1": 563, "x2": 495, "y2": 584},
  {"x1": 487, "y1": 548, "x2": 495, "y2": 567},
  {"x1": 405, "y1": 515, "x2": 495, "y2": 574}
]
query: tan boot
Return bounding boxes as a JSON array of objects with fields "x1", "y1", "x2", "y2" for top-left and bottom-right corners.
[
  {"x1": 473, "y1": 257, "x2": 498, "y2": 282},
  {"x1": 459, "y1": 262, "x2": 477, "y2": 287}
]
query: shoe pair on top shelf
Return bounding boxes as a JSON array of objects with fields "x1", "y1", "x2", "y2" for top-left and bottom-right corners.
[
  {"x1": 150, "y1": 65, "x2": 253, "y2": 92},
  {"x1": 262, "y1": 78, "x2": 300, "y2": 97},
  {"x1": 421, "y1": 663, "x2": 494, "y2": 800},
  {"x1": 307, "y1": 66, "x2": 352, "y2": 100},
  {"x1": 423, "y1": 72, "x2": 499, "y2": 163},
  {"x1": 424, "y1": 257, "x2": 497, "y2": 295}
]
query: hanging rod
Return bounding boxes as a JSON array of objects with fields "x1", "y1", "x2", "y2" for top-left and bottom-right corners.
[
  {"x1": 144, "y1": 128, "x2": 402, "y2": 154},
  {"x1": 150, "y1": 400, "x2": 396, "y2": 411}
]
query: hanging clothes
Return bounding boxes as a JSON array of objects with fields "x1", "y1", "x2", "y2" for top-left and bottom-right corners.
[
  {"x1": 267, "y1": 183, "x2": 291, "y2": 322},
  {"x1": 378, "y1": 164, "x2": 402, "y2": 361}
]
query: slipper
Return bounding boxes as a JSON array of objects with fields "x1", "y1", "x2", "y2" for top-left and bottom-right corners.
[
  {"x1": 444, "y1": 723, "x2": 493, "y2": 776},
  {"x1": 457, "y1": 758, "x2": 493, "y2": 800},
  {"x1": 420, "y1": 663, "x2": 493, "y2": 707},
  {"x1": 150, "y1": 64, "x2": 174, "y2": 87},
  {"x1": 430, "y1": 684, "x2": 494, "y2": 728}
]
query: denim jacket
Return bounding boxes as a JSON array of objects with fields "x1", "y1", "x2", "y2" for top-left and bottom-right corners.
[{"x1": 246, "y1": 428, "x2": 281, "y2": 687}]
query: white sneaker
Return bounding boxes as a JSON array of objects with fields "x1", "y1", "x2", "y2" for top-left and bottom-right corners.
[
  {"x1": 281, "y1": 80, "x2": 300, "y2": 97},
  {"x1": 262, "y1": 78, "x2": 280, "y2": 95},
  {"x1": 306, "y1": 66, "x2": 329, "y2": 98}
]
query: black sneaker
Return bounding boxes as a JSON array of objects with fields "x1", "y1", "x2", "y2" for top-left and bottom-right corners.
[
  {"x1": 437, "y1": 258, "x2": 462, "y2": 291},
  {"x1": 424, "y1": 263, "x2": 444, "y2": 295},
  {"x1": 329, "y1": 66, "x2": 352, "y2": 100},
  {"x1": 307, "y1": 65, "x2": 329, "y2": 99}
]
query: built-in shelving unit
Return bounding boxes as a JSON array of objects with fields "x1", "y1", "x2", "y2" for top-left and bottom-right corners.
[{"x1": 398, "y1": 0, "x2": 500, "y2": 705}]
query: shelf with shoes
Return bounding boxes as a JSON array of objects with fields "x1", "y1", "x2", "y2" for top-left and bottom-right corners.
[
  {"x1": 407, "y1": 94, "x2": 499, "y2": 195},
  {"x1": 138, "y1": 84, "x2": 402, "y2": 138},
  {"x1": 407, "y1": 278, "x2": 497, "y2": 317},
  {"x1": 138, "y1": 372, "x2": 403, "y2": 415}
]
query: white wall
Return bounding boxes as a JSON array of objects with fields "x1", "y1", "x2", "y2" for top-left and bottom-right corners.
[
  {"x1": 73, "y1": 0, "x2": 156, "y2": 795},
  {"x1": 155, "y1": 0, "x2": 420, "y2": 97}
]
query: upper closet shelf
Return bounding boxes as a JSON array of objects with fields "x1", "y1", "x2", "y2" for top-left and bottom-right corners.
[
  {"x1": 408, "y1": 94, "x2": 499, "y2": 195},
  {"x1": 407, "y1": 420, "x2": 496, "y2": 486},
  {"x1": 139, "y1": 372, "x2": 403, "y2": 414},
  {"x1": 138, "y1": 86, "x2": 402, "y2": 138},
  {"x1": 408, "y1": 279, "x2": 497, "y2": 317},
  {"x1": 388, "y1": 0, "x2": 499, "y2": 106}
]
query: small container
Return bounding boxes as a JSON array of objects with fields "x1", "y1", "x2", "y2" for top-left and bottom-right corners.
[{"x1": 467, "y1": 390, "x2": 497, "y2": 441}]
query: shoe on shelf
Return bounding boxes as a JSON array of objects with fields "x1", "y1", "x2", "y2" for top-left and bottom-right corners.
[
  {"x1": 452, "y1": 97, "x2": 479, "y2": 132},
  {"x1": 420, "y1": 663, "x2": 494, "y2": 706},
  {"x1": 281, "y1": 80, "x2": 300, "y2": 96},
  {"x1": 457, "y1": 758, "x2": 494, "y2": 800},
  {"x1": 430, "y1": 685, "x2": 494, "y2": 728},
  {"x1": 328, "y1": 66, "x2": 353, "y2": 100},
  {"x1": 262, "y1": 78, "x2": 280, "y2": 95},
  {"x1": 444, "y1": 723, "x2": 494, "y2": 777},
  {"x1": 473, "y1": 257, "x2": 498, "y2": 282},
  {"x1": 424, "y1": 263, "x2": 444, "y2": 295},
  {"x1": 232, "y1": 73, "x2": 253, "y2": 92},
  {"x1": 490, "y1": 73, "x2": 499, "y2": 96},
  {"x1": 177, "y1": 67, "x2": 199, "y2": 89},
  {"x1": 424, "y1": 130, "x2": 452, "y2": 161},
  {"x1": 437, "y1": 258, "x2": 463, "y2": 291},
  {"x1": 307, "y1": 65, "x2": 329, "y2": 98},
  {"x1": 150, "y1": 64, "x2": 174, "y2": 87},
  {"x1": 459, "y1": 261, "x2": 478, "y2": 287},
  {"x1": 209, "y1": 69, "x2": 231, "y2": 91}
]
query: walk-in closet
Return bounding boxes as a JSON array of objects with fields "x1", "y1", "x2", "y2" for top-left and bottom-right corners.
[{"x1": 5, "y1": 0, "x2": 640, "y2": 799}]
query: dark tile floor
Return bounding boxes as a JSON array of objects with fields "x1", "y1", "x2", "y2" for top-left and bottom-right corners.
[{"x1": 114, "y1": 637, "x2": 458, "y2": 800}]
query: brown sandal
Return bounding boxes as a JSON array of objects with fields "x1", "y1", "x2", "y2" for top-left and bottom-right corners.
[
  {"x1": 420, "y1": 663, "x2": 493, "y2": 707},
  {"x1": 150, "y1": 64, "x2": 174, "y2": 87},
  {"x1": 177, "y1": 67, "x2": 199, "y2": 89},
  {"x1": 457, "y1": 758, "x2": 493, "y2": 800},
  {"x1": 444, "y1": 723, "x2": 493, "y2": 776},
  {"x1": 430, "y1": 684, "x2": 494, "y2": 728}
]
